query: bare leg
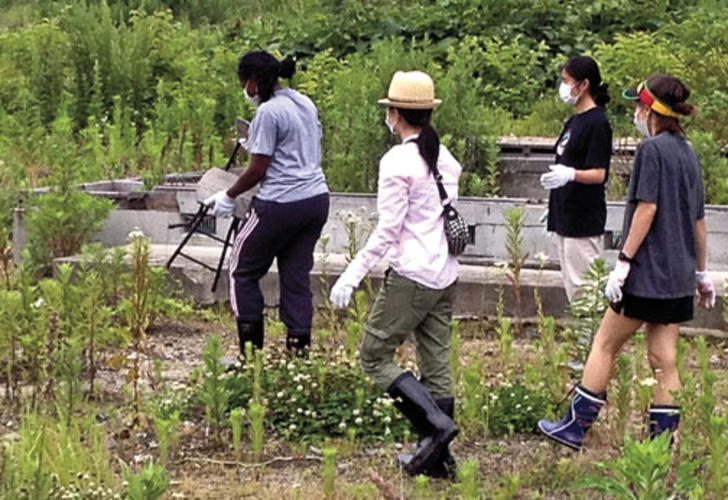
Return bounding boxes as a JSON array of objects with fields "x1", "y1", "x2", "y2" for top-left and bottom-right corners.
[
  {"x1": 581, "y1": 308, "x2": 643, "y2": 394},
  {"x1": 645, "y1": 323, "x2": 681, "y2": 405}
]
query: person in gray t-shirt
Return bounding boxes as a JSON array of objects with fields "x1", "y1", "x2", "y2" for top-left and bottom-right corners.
[
  {"x1": 205, "y1": 51, "x2": 329, "y2": 357},
  {"x1": 538, "y1": 74, "x2": 717, "y2": 452}
]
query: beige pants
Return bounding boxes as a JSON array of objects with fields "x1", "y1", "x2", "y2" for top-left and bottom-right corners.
[{"x1": 557, "y1": 235, "x2": 603, "y2": 302}]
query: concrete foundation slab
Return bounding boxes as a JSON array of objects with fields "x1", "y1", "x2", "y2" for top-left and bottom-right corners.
[{"x1": 56, "y1": 245, "x2": 727, "y2": 332}]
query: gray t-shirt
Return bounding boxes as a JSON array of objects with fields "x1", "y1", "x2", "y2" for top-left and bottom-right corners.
[
  {"x1": 245, "y1": 87, "x2": 328, "y2": 202},
  {"x1": 622, "y1": 132, "x2": 705, "y2": 299}
]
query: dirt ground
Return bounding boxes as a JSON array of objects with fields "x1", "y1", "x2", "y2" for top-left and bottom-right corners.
[
  {"x1": 4, "y1": 314, "x2": 725, "y2": 499},
  {"x1": 90, "y1": 314, "x2": 723, "y2": 500}
]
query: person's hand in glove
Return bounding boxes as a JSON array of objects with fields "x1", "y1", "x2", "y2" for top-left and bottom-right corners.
[
  {"x1": 540, "y1": 164, "x2": 576, "y2": 190},
  {"x1": 330, "y1": 278, "x2": 354, "y2": 308},
  {"x1": 605, "y1": 257, "x2": 632, "y2": 303},
  {"x1": 204, "y1": 190, "x2": 235, "y2": 217},
  {"x1": 696, "y1": 270, "x2": 716, "y2": 309}
]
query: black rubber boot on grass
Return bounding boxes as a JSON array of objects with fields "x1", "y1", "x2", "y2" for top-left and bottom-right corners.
[
  {"x1": 388, "y1": 372, "x2": 459, "y2": 476},
  {"x1": 397, "y1": 396, "x2": 458, "y2": 478}
]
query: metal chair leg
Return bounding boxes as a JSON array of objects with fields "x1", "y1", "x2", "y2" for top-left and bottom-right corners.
[{"x1": 166, "y1": 203, "x2": 209, "y2": 269}]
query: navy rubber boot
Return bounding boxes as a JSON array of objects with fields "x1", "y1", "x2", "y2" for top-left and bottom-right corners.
[
  {"x1": 388, "y1": 372, "x2": 459, "y2": 476},
  {"x1": 538, "y1": 384, "x2": 606, "y2": 450},
  {"x1": 649, "y1": 404, "x2": 680, "y2": 441}
]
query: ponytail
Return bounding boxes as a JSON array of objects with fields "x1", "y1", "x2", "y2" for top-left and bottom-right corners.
[
  {"x1": 238, "y1": 51, "x2": 297, "y2": 103},
  {"x1": 396, "y1": 108, "x2": 440, "y2": 176}
]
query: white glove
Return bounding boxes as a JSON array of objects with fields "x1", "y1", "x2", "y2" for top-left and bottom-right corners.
[
  {"x1": 696, "y1": 271, "x2": 716, "y2": 309},
  {"x1": 330, "y1": 278, "x2": 354, "y2": 308},
  {"x1": 540, "y1": 164, "x2": 576, "y2": 190},
  {"x1": 605, "y1": 260, "x2": 631, "y2": 303},
  {"x1": 203, "y1": 190, "x2": 235, "y2": 217}
]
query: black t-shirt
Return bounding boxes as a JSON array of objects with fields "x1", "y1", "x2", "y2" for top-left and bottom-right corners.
[{"x1": 547, "y1": 107, "x2": 612, "y2": 237}]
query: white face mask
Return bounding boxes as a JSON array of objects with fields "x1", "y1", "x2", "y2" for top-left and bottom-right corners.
[
  {"x1": 634, "y1": 109, "x2": 650, "y2": 137},
  {"x1": 385, "y1": 113, "x2": 397, "y2": 135},
  {"x1": 245, "y1": 86, "x2": 261, "y2": 107},
  {"x1": 559, "y1": 81, "x2": 579, "y2": 106}
]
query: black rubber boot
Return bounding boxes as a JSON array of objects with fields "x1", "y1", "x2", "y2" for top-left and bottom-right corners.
[
  {"x1": 388, "y1": 372, "x2": 459, "y2": 476},
  {"x1": 286, "y1": 331, "x2": 311, "y2": 358},
  {"x1": 237, "y1": 318, "x2": 264, "y2": 354},
  {"x1": 397, "y1": 397, "x2": 458, "y2": 478}
]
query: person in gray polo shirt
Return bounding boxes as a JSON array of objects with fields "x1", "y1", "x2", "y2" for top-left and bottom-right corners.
[
  {"x1": 205, "y1": 51, "x2": 329, "y2": 357},
  {"x1": 538, "y1": 74, "x2": 717, "y2": 451}
]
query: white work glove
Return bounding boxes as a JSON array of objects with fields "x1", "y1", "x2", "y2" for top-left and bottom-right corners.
[
  {"x1": 605, "y1": 260, "x2": 631, "y2": 303},
  {"x1": 696, "y1": 271, "x2": 716, "y2": 309},
  {"x1": 203, "y1": 190, "x2": 235, "y2": 217},
  {"x1": 330, "y1": 278, "x2": 355, "y2": 308},
  {"x1": 540, "y1": 164, "x2": 576, "y2": 190}
]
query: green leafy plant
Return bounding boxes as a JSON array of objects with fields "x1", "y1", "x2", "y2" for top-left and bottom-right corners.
[
  {"x1": 223, "y1": 347, "x2": 408, "y2": 444},
  {"x1": 153, "y1": 411, "x2": 180, "y2": 465},
  {"x1": 322, "y1": 446, "x2": 338, "y2": 499},
  {"x1": 483, "y1": 383, "x2": 551, "y2": 436},
  {"x1": 125, "y1": 463, "x2": 169, "y2": 500},
  {"x1": 613, "y1": 353, "x2": 633, "y2": 445},
  {"x1": 248, "y1": 401, "x2": 265, "y2": 461},
  {"x1": 458, "y1": 458, "x2": 481, "y2": 500},
  {"x1": 525, "y1": 316, "x2": 569, "y2": 408},
  {"x1": 568, "y1": 258, "x2": 609, "y2": 363},
  {"x1": 578, "y1": 432, "x2": 701, "y2": 499},
  {"x1": 503, "y1": 206, "x2": 527, "y2": 335},
  {"x1": 199, "y1": 334, "x2": 230, "y2": 445},
  {"x1": 230, "y1": 407, "x2": 244, "y2": 460}
]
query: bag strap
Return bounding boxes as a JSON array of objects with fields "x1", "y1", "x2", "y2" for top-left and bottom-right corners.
[{"x1": 404, "y1": 137, "x2": 450, "y2": 206}]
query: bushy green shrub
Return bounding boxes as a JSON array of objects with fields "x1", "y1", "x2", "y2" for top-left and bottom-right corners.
[
  {"x1": 482, "y1": 382, "x2": 551, "y2": 436},
  {"x1": 689, "y1": 130, "x2": 728, "y2": 205},
  {"x1": 220, "y1": 347, "x2": 409, "y2": 444}
]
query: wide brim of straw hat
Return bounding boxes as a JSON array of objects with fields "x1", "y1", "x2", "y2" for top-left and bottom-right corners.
[{"x1": 377, "y1": 97, "x2": 442, "y2": 109}]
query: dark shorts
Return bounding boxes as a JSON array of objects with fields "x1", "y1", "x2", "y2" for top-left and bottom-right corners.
[{"x1": 610, "y1": 293, "x2": 693, "y2": 324}]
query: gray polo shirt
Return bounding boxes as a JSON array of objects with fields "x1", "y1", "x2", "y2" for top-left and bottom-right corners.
[
  {"x1": 245, "y1": 87, "x2": 328, "y2": 203},
  {"x1": 622, "y1": 132, "x2": 705, "y2": 299}
]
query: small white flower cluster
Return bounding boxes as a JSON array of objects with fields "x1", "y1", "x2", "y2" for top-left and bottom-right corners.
[
  {"x1": 127, "y1": 229, "x2": 145, "y2": 240},
  {"x1": 49, "y1": 472, "x2": 121, "y2": 500}
]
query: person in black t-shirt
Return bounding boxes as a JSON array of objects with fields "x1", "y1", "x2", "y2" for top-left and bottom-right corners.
[
  {"x1": 541, "y1": 56, "x2": 613, "y2": 303},
  {"x1": 537, "y1": 74, "x2": 716, "y2": 451}
]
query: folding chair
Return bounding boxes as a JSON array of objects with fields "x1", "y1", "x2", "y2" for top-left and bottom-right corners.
[{"x1": 166, "y1": 120, "x2": 253, "y2": 292}]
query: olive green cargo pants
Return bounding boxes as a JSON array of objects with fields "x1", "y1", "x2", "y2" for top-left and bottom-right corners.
[{"x1": 360, "y1": 270, "x2": 457, "y2": 400}]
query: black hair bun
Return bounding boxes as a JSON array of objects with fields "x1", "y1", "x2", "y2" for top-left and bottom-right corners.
[
  {"x1": 279, "y1": 57, "x2": 296, "y2": 79},
  {"x1": 595, "y1": 82, "x2": 611, "y2": 106}
]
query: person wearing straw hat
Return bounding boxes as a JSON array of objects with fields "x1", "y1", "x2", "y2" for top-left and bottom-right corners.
[
  {"x1": 329, "y1": 71, "x2": 462, "y2": 477},
  {"x1": 537, "y1": 74, "x2": 716, "y2": 451}
]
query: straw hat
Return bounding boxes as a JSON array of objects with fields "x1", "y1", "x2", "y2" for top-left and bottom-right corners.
[{"x1": 378, "y1": 71, "x2": 442, "y2": 109}]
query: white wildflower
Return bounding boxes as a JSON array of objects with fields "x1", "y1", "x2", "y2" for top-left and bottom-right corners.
[
  {"x1": 640, "y1": 377, "x2": 658, "y2": 387},
  {"x1": 127, "y1": 229, "x2": 145, "y2": 240}
]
